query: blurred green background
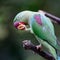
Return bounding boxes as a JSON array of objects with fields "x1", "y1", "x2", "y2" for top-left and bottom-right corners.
[{"x1": 0, "y1": 0, "x2": 60, "y2": 60}]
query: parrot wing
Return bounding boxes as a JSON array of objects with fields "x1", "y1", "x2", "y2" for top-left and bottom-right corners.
[{"x1": 29, "y1": 13, "x2": 57, "y2": 48}]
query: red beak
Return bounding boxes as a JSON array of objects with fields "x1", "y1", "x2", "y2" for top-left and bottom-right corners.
[{"x1": 14, "y1": 21, "x2": 19, "y2": 28}]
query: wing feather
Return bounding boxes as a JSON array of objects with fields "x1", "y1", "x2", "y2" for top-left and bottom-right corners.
[{"x1": 29, "y1": 14, "x2": 57, "y2": 47}]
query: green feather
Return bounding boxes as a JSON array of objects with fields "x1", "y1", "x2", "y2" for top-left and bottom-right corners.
[
  {"x1": 28, "y1": 13, "x2": 60, "y2": 60},
  {"x1": 35, "y1": 36, "x2": 57, "y2": 60},
  {"x1": 29, "y1": 13, "x2": 60, "y2": 51}
]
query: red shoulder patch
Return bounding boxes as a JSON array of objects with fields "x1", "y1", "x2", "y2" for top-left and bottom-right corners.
[{"x1": 34, "y1": 14, "x2": 42, "y2": 25}]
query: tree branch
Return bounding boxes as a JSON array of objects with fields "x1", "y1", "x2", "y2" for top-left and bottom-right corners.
[
  {"x1": 22, "y1": 40, "x2": 55, "y2": 60},
  {"x1": 38, "y1": 10, "x2": 60, "y2": 24}
]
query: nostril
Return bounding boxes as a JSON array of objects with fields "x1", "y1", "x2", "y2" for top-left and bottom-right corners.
[{"x1": 13, "y1": 21, "x2": 19, "y2": 28}]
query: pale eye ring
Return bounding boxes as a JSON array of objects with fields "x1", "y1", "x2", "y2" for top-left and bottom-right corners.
[{"x1": 17, "y1": 24, "x2": 25, "y2": 30}]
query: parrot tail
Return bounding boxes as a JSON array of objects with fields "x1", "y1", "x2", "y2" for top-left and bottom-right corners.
[{"x1": 56, "y1": 44, "x2": 60, "y2": 51}]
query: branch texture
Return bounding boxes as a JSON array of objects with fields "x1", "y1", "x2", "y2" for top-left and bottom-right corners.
[
  {"x1": 38, "y1": 10, "x2": 60, "y2": 24},
  {"x1": 22, "y1": 40, "x2": 55, "y2": 60}
]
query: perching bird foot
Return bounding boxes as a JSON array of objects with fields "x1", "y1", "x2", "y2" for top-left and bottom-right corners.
[
  {"x1": 22, "y1": 40, "x2": 33, "y2": 49},
  {"x1": 36, "y1": 44, "x2": 42, "y2": 51},
  {"x1": 22, "y1": 40, "x2": 55, "y2": 60}
]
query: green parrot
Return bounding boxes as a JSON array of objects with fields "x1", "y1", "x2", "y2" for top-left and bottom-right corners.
[{"x1": 13, "y1": 10, "x2": 60, "y2": 60}]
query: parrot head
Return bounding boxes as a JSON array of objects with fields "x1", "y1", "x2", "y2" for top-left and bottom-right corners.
[
  {"x1": 13, "y1": 10, "x2": 33, "y2": 30},
  {"x1": 14, "y1": 21, "x2": 27, "y2": 30},
  {"x1": 13, "y1": 10, "x2": 43, "y2": 30}
]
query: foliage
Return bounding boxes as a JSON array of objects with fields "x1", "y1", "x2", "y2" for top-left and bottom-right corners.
[{"x1": 0, "y1": 0, "x2": 60, "y2": 60}]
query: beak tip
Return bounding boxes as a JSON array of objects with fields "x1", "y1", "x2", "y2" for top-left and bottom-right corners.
[{"x1": 13, "y1": 21, "x2": 19, "y2": 28}]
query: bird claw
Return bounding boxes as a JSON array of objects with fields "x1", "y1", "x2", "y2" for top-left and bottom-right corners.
[
  {"x1": 36, "y1": 44, "x2": 42, "y2": 51},
  {"x1": 22, "y1": 40, "x2": 32, "y2": 49}
]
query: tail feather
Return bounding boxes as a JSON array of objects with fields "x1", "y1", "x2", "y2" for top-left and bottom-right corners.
[{"x1": 56, "y1": 44, "x2": 60, "y2": 51}]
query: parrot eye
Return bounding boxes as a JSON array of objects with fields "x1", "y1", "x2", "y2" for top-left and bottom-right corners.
[{"x1": 17, "y1": 24, "x2": 26, "y2": 30}]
